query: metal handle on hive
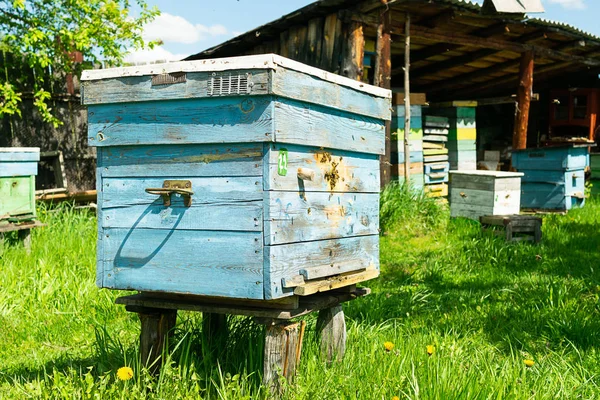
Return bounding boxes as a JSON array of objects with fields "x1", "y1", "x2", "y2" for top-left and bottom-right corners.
[{"x1": 145, "y1": 180, "x2": 193, "y2": 207}]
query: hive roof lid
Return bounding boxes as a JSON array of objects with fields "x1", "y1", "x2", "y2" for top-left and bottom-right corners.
[{"x1": 81, "y1": 54, "x2": 391, "y2": 99}]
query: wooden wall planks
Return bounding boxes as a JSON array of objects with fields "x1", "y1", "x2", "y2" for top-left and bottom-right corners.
[
  {"x1": 99, "y1": 144, "x2": 263, "y2": 178},
  {"x1": 264, "y1": 191, "x2": 379, "y2": 245},
  {"x1": 264, "y1": 235, "x2": 379, "y2": 299},
  {"x1": 264, "y1": 143, "x2": 380, "y2": 193},
  {"x1": 102, "y1": 229, "x2": 264, "y2": 299}
]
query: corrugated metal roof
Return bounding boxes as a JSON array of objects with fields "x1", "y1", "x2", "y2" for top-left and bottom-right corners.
[{"x1": 527, "y1": 18, "x2": 600, "y2": 42}]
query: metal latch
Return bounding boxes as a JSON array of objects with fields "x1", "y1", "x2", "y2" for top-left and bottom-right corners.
[{"x1": 145, "y1": 180, "x2": 193, "y2": 207}]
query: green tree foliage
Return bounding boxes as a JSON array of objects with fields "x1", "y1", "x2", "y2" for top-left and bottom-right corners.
[{"x1": 0, "y1": 0, "x2": 159, "y2": 126}]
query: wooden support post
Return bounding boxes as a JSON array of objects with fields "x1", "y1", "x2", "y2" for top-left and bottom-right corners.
[
  {"x1": 17, "y1": 228, "x2": 31, "y2": 254},
  {"x1": 202, "y1": 312, "x2": 228, "y2": 353},
  {"x1": 137, "y1": 309, "x2": 177, "y2": 374},
  {"x1": 340, "y1": 21, "x2": 365, "y2": 80},
  {"x1": 403, "y1": 14, "x2": 412, "y2": 182},
  {"x1": 375, "y1": 7, "x2": 392, "y2": 188},
  {"x1": 263, "y1": 320, "x2": 304, "y2": 394},
  {"x1": 316, "y1": 305, "x2": 347, "y2": 363},
  {"x1": 513, "y1": 51, "x2": 534, "y2": 150}
]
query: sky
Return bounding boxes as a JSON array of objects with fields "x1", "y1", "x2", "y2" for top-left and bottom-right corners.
[{"x1": 125, "y1": 0, "x2": 600, "y2": 64}]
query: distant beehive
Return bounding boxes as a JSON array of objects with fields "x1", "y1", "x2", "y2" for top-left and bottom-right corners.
[
  {"x1": 449, "y1": 170, "x2": 523, "y2": 220},
  {"x1": 0, "y1": 148, "x2": 40, "y2": 223},
  {"x1": 512, "y1": 145, "x2": 588, "y2": 211},
  {"x1": 81, "y1": 54, "x2": 390, "y2": 300},
  {"x1": 391, "y1": 104, "x2": 424, "y2": 190}
]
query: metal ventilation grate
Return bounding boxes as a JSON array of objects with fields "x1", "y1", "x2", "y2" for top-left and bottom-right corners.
[
  {"x1": 208, "y1": 72, "x2": 251, "y2": 96},
  {"x1": 151, "y1": 72, "x2": 187, "y2": 86}
]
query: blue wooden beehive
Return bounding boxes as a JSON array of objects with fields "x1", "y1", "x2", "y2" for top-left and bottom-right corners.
[
  {"x1": 512, "y1": 145, "x2": 588, "y2": 210},
  {"x1": 82, "y1": 54, "x2": 390, "y2": 300}
]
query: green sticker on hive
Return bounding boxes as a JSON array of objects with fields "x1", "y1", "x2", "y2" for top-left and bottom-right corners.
[{"x1": 278, "y1": 149, "x2": 288, "y2": 176}]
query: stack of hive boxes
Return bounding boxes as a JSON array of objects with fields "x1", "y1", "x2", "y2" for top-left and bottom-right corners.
[
  {"x1": 512, "y1": 145, "x2": 587, "y2": 211},
  {"x1": 422, "y1": 115, "x2": 450, "y2": 198},
  {"x1": 427, "y1": 105, "x2": 477, "y2": 171},
  {"x1": 0, "y1": 148, "x2": 40, "y2": 225},
  {"x1": 391, "y1": 101, "x2": 424, "y2": 191}
]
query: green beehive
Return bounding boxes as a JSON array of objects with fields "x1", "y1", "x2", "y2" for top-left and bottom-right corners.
[{"x1": 0, "y1": 148, "x2": 40, "y2": 223}]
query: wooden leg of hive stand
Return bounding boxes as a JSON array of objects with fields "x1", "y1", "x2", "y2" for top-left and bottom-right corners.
[
  {"x1": 202, "y1": 312, "x2": 228, "y2": 353},
  {"x1": 138, "y1": 308, "x2": 177, "y2": 375},
  {"x1": 534, "y1": 222, "x2": 542, "y2": 244},
  {"x1": 316, "y1": 305, "x2": 346, "y2": 364},
  {"x1": 262, "y1": 320, "x2": 304, "y2": 395},
  {"x1": 18, "y1": 228, "x2": 31, "y2": 254}
]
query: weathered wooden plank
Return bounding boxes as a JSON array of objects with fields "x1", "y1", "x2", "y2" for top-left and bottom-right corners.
[
  {"x1": 321, "y1": 14, "x2": 339, "y2": 71},
  {"x1": 263, "y1": 321, "x2": 302, "y2": 393},
  {"x1": 101, "y1": 229, "x2": 264, "y2": 299},
  {"x1": 422, "y1": 135, "x2": 448, "y2": 143},
  {"x1": 0, "y1": 151, "x2": 40, "y2": 162},
  {"x1": 450, "y1": 188, "x2": 520, "y2": 207},
  {"x1": 81, "y1": 70, "x2": 270, "y2": 105},
  {"x1": 294, "y1": 268, "x2": 378, "y2": 296},
  {"x1": 272, "y1": 98, "x2": 385, "y2": 155},
  {"x1": 97, "y1": 148, "x2": 105, "y2": 287},
  {"x1": 424, "y1": 148, "x2": 449, "y2": 156},
  {"x1": 87, "y1": 97, "x2": 274, "y2": 147},
  {"x1": 264, "y1": 143, "x2": 380, "y2": 193},
  {"x1": 264, "y1": 235, "x2": 379, "y2": 299},
  {"x1": 0, "y1": 162, "x2": 38, "y2": 177},
  {"x1": 307, "y1": 17, "x2": 324, "y2": 67},
  {"x1": 424, "y1": 155, "x2": 449, "y2": 163},
  {"x1": 270, "y1": 68, "x2": 391, "y2": 121},
  {"x1": 103, "y1": 202, "x2": 262, "y2": 232},
  {"x1": 99, "y1": 144, "x2": 263, "y2": 178},
  {"x1": 450, "y1": 174, "x2": 521, "y2": 191},
  {"x1": 101, "y1": 176, "x2": 262, "y2": 206},
  {"x1": 138, "y1": 309, "x2": 177, "y2": 374},
  {"x1": 264, "y1": 191, "x2": 379, "y2": 245},
  {"x1": 340, "y1": 21, "x2": 365, "y2": 81},
  {"x1": 317, "y1": 306, "x2": 346, "y2": 363}
]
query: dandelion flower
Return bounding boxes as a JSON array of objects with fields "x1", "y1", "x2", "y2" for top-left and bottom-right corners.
[
  {"x1": 392, "y1": 397, "x2": 400, "y2": 400},
  {"x1": 384, "y1": 341, "x2": 394, "y2": 352},
  {"x1": 426, "y1": 345, "x2": 435, "y2": 356},
  {"x1": 524, "y1": 359, "x2": 535, "y2": 368},
  {"x1": 117, "y1": 366, "x2": 134, "y2": 381}
]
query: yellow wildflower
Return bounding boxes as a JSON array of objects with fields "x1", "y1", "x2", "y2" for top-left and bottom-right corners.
[
  {"x1": 524, "y1": 359, "x2": 535, "y2": 368},
  {"x1": 384, "y1": 341, "x2": 394, "y2": 352},
  {"x1": 392, "y1": 397, "x2": 400, "y2": 400},
  {"x1": 426, "y1": 345, "x2": 435, "y2": 356},
  {"x1": 117, "y1": 366, "x2": 134, "y2": 381}
]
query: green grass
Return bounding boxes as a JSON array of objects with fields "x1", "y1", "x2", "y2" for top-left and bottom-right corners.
[{"x1": 1, "y1": 193, "x2": 599, "y2": 399}]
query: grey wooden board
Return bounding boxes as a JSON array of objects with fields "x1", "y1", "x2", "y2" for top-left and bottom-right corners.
[
  {"x1": 81, "y1": 70, "x2": 271, "y2": 105},
  {"x1": 115, "y1": 287, "x2": 370, "y2": 320},
  {"x1": 99, "y1": 144, "x2": 263, "y2": 178},
  {"x1": 264, "y1": 143, "x2": 380, "y2": 193},
  {"x1": 264, "y1": 191, "x2": 379, "y2": 245},
  {"x1": 265, "y1": 235, "x2": 379, "y2": 299},
  {"x1": 423, "y1": 135, "x2": 448, "y2": 143},
  {"x1": 450, "y1": 174, "x2": 521, "y2": 192}
]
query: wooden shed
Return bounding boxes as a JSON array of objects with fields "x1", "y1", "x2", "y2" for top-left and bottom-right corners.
[{"x1": 185, "y1": 0, "x2": 600, "y2": 187}]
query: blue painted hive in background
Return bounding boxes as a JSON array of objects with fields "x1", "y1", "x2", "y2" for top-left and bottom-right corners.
[
  {"x1": 82, "y1": 54, "x2": 391, "y2": 301},
  {"x1": 512, "y1": 145, "x2": 588, "y2": 211},
  {"x1": 0, "y1": 147, "x2": 40, "y2": 223}
]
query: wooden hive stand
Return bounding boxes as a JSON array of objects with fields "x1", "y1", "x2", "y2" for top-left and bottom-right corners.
[
  {"x1": 480, "y1": 215, "x2": 542, "y2": 243},
  {"x1": 0, "y1": 220, "x2": 45, "y2": 254},
  {"x1": 116, "y1": 287, "x2": 369, "y2": 394}
]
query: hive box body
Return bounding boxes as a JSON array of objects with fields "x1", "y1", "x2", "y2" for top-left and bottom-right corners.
[
  {"x1": 0, "y1": 148, "x2": 40, "y2": 220},
  {"x1": 82, "y1": 54, "x2": 390, "y2": 300},
  {"x1": 512, "y1": 146, "x2": 587, "y2": 210},
  {"x1": 449, "y1": 170, "x2": 523, "y2": 220}
]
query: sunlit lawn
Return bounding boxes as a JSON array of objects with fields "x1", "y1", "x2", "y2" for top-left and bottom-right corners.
[{"x1": 0, "y1": 192, "x2": 599, "y2": 399}]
